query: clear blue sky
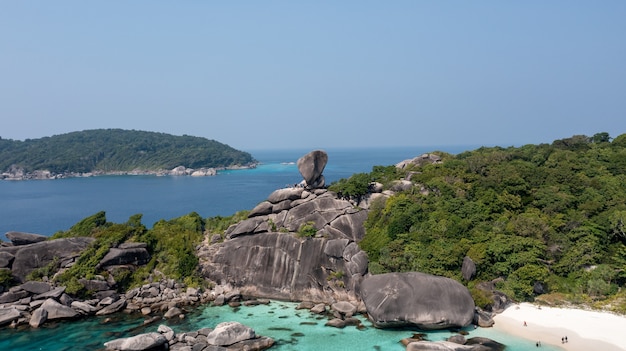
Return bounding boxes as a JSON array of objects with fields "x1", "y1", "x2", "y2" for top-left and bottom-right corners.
[{"x1": 1, "y1": 1, "x2": 625, "y2": 151}]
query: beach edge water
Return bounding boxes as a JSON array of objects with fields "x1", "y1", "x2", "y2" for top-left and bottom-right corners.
[{"x1": 492, "y1": 303, "x2": 626, "y2": 351}]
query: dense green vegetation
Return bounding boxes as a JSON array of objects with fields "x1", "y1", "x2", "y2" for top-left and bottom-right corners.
[
  {"x1": 0, "y1": 129, "x2": 255, "y2": 173},
  {"x1": 335, "y1": 133, "x2": 626, "y2": 312},
  {"x1": 47, "y1": 211, "x2": 207, "y2": 296}
]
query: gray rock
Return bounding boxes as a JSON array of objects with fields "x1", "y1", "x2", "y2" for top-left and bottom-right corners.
[
  {"x1": 324, "y1": 239, "x2": 349, "y2": 258},
  {"x1": 361, "y1": 272, "x2": 475, "y2": 330},
  {"x1": 448, "y1": 335, "x2": 467, "y2": 345},
  {"x1": 41, "y1": 298, "x2": 79, "y2": 320},
  {"x1": 158, "y1": 324, "x2": 176, "y2": 341},
  {"x1": 310, "y1": 303, "x2": 326, "y2": 314},
  {"x1": 406, "y1": 341, "x2": 475, "y2": 351},
  {"x1": 99, "y1": 247, "x2": 151, "y2": 268},
  {"x1": 228, "y1": 336, "x2": 274, "y2": 351},
  {"x1": 462, "y1": 256, "x2": 476, "y2": 281},
  {"x1": 164, "y1": 306, "x2": 183, "y2": 319},
  {"x1": 267, "y1": 188, "x2": 304, "y2": 204},
  {"x1": 5, "y1": 231, "x2": 48, "y2": 246},
  {"x1": 0, "y1": 308, "x2": 21, "y2": 326},
  {"x1": 29, "y1": 307, "x2": 48, "y2": 328},
  {"x1": 11, "y1": 237, "x2": 95, "y2": 282},
  {"x1": 248, "y1": 201, "x2": 273, "y2": 218},
  {"x1": 118, "y1": 242, "x2": 147, "y2": 249},
  {"x1": 96, "y1": 298, "x2": 127, "y2": 316},
  {"x1": 104, "y1": 332, "x2": 167, "y2": 351},
  {"x1": 71, "y1": 301, "x2": 99, "y2": 314},
  {"x1": 0, "y1": 290, "x2": 29, "y2": 304},
  {"x1": 206, "y1": 321, "x2": 255, "y2": 346},
  {"x1": 0, "y1": 252, "x2": 15, "y2": 268},
  {"x1": 331, "y1": 301, "x2": 357, "y2": 317},
  {"x1": 464, "y1": 337, "x2": 505, "y2": 351},
  {"x1": 474, "y1": 307, "x2": 494, "y2": 327},
  {"x1": 34, "y1": 286, "x2": 66, "y2": 300},
  {"x1": 79, "y1": 278, "x2": 110, "y2": 292},
  {"x1": 200, "y1": 190, "x2": 369, "y2": 303},
  {"x1": 297, "y1": 150, "x2": 328, "y2": 188},
  {"x1": 325, "y1": 318, "x2": 346, "y2": 328},
  {"x1": 20, "y1": 281, "x2": 52, "y2": 294}
]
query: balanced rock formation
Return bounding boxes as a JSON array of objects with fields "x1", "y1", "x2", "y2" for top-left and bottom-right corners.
[
  {"x1": 297, "y1": 150, "x2": 328, "y2": 188},
  {"x1": 361, "y1": 272, "x2": 475, "y2": 330},
  {"x1": 199, "y1": 187, "x2": 369, "y2": 303}
]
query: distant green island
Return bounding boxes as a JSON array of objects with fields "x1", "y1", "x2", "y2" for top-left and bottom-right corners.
[{"x1": 0, "y1": 129, "x2": 256, "y2": 179}]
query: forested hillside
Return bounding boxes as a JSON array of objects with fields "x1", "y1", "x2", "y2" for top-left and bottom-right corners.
[
  {"x1": 331, "y1": 132, "x2": 626, "y2": 312},
  {"x1": 0, "y1": 129, "x2": 255, "y2": 173}
]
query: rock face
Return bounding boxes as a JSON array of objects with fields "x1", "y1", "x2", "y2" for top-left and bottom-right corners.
[
  {"x1": 5, "y1": 237, "x2": 95, "y2": 282},
  {"x1": 199, "y1": 188, "x2": 369, "y2": 303},
  {"x1": 98, "y1": 247, "x2": 151, "y2": 268},
  {"x1": 297, "y1": 150, "x2": 328, "y2": 188},
  {"x1": 361, "y1": 272, "x2": 475, "y2": 330},
  {"x1": 461, "y1": 256, "x2": 476, "y2": 281},
  {"x1": 5, "y1": 232, "x2": 48, "y2": 246}
]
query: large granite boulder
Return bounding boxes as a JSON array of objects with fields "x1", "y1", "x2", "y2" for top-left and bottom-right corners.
[
  {"x1": 40, "y1": 298, "x2": 79, "y2": 320},
  {"x1": 0, "y1": 252, "x2": 15, "y2": 268},
  {"x1": 206, "y1": 321, "x2": 256, "y2": 346},
  {"x1": 297, "y1": 150, "x2": 328, "y2": 188},
  {"x1": 461, "y1": 256, "x2": 476, "y2": 281},
  {"x1": 5, "y1": 231, "x2": 48, "y2": 246},
  {"x1": 104, "y1": 332, "x2": 167, "y2": 351},
  {"x1": 9, "y1": 237, "x2": 95, "y2": 282},
  {"x1": 98, "y1": 247, "x2": 150, "y2": 268},
  {"x1": 361, "y1": 272, "x2": 475, "y2": 330},
  {"x1": 0, "y1": 308, "x2": 21, "y2": 326}
]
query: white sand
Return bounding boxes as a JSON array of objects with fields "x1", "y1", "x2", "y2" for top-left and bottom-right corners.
[{"x1": 492, "y1": 303, "x2": 626, "y2": 351}]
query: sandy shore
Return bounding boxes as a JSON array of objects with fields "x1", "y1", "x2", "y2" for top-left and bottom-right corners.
[{"x1": 492, "y1": 303, "x2": 626, "y2": 351}]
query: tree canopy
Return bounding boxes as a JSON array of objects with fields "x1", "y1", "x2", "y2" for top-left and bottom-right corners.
[{"x1": 350, "y1": 132, "x2": 626, "y2": 311}]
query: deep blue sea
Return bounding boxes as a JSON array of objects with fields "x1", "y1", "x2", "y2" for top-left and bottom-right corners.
[{"x1": 0, "y1": 146, "x2": 561, "y2": 351}]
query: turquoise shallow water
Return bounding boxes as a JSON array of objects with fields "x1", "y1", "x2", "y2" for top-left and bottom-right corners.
[{"x1": 0, "y1": 300, "x2": 562, "y2": 351}]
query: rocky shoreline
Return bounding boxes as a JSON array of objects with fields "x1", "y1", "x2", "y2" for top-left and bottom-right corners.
[{"x1": 0, "y1": 163, "x2": 257, "y2": 181}]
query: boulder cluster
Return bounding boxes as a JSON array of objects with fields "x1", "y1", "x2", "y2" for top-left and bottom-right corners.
[
  {"x1": 0, "y1": 275, "x2": 208, "y2": 329},
  {"x1": 199, "y1": 186, "x2": 370, "y2": 304},
  {"x1": 104, "y1": 322, "x2": 274, "y2": 351}
]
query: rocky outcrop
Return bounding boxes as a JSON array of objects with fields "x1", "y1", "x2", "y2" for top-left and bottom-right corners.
[
  {"x1": 461, "y1": 256, "x2": 476, "y2": 281},
  {"x1": 3, "y1": 237, "x2": 95, "y2": 283},
  {"x1": 396, "y1": 153, "x2": 442, "y2": 169},
  {"x1": 206, "y1": 321, "x2": 256, "y2": 346},
  {"x1": 98, "y1": 244, "x2": 151, "y2": 268},
  {"x1": 199, "y1": 188, "x2": 369, "y2": 303},
  {"x1": 0, "y1": 274, "x2": 209, "y2": 329},
  {"x1": 5, "y1": 232, "x2": 48, "y2": 246},
  {"x1": 361, "y1": 272, "x2": 475, "y2": 330},
  {"x1": 406, "y1": 337, "x2": 505, "y2": 351},
  {"x1": 104, "y1": 332, "x2": 167, "y2": 351},
  {"x1": 104, "y1": 323, "x2": 273, "y2": 351}
]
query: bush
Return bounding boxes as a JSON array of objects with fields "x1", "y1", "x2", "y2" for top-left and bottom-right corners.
[{"x1": 297, "y1": 221, "x2": 318, "y2": 238}]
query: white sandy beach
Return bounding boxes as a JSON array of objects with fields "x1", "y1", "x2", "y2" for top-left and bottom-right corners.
[{"x1": 492, "y1": 303, "x2": 626, "y2": 351}]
